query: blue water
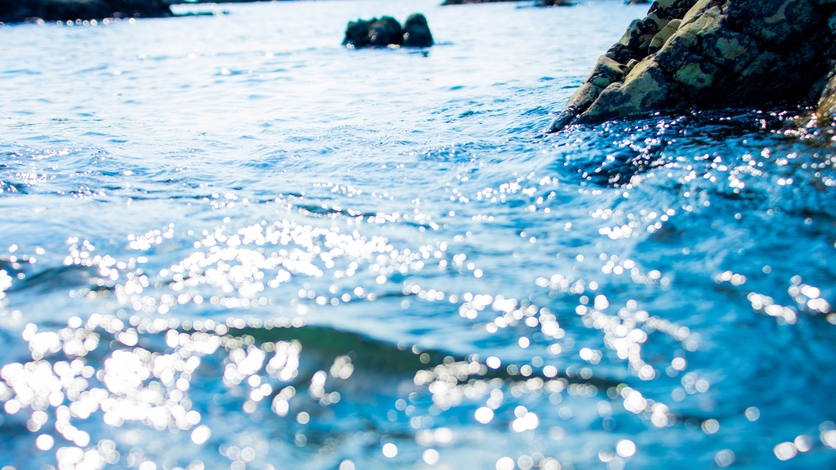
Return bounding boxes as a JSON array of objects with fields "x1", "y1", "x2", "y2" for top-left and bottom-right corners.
[{"x1": 1, "y1": 1, "x2": 835, "y2": 469}]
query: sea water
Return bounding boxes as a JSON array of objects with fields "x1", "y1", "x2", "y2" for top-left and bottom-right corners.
[{"x1": 0, "y1": 0, "x2": 835, "y2": 468}]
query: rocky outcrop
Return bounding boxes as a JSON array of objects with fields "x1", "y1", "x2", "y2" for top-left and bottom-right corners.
[
  {"x1": 551, "y1": 0, "x2": 836, "y2": 131},
  {"x1": 0, "y1": 0, "x2": 171, "y2": 23},
  {"x1": 343, "y1": 14, "x2": 433, "y2": 49}
]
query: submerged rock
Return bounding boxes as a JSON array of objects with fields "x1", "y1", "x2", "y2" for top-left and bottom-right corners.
[
  {"x1": 551, "y1": 0, "x2": 836, "y2": 131},
  {"x1": 0, "y1": 0, "x2": 172, "y2": 23},
  {"x1": 342, "y1": 14, "x2": 434, "y2": 49}
]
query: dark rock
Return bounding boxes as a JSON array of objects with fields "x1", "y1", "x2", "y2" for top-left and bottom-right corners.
[
  {"x1": 403, "y1": 13, "x2": 433, "y2": 47},
  {"x1": 586, "y1": 55, "x2": 627, "y2": 89},
  {"x1": 343, "y1": 14, "x2": 434, "y2": 49},
  {"x1": 442, "y1": 0, "x2": 519, "y2": 5},
  {"x1": 369, "y1": 16, "x2": 403, "y2": 47},
  {"x1": 342, "y1": 18, "x2": 375, "y2": 49},
  {"x1": 550, "y1": 0, "x2": 836, "y2": 131},
  {"x1": 725, "y1": 0, "x2": 821, "y2": 47},
  {"x1": 442, "y1": 0, "x2": 574, "y2": 4},
  {"x1": 649, "y1": 0, "x2": 698, "y2": 19},
  {"x1": 0, "y1": 0, "x2": 171, "y2": 23}
]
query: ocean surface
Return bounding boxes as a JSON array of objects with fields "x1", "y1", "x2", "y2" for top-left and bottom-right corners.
[{"x1": 1, "y1": 0, "x2": 835, "y2": 469}]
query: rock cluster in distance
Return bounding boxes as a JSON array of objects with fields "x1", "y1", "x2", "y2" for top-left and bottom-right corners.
[
  {"x1": 551, "y1": 0, "x2": 836, "y2": 130},
  {"x1": 0, "y1": 0, "x2": 172, "y2": 23},
  {"x1": 342, "y1": 13, "x2": 434, "y2": 48},
  {"x1": 442, "y1": 0, "x2": 573, "y2": 5}
]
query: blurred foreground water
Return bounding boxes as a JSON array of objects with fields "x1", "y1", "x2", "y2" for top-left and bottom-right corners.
[{"x1": 1, "y1": 0, "x2": 835, "y2": 469}]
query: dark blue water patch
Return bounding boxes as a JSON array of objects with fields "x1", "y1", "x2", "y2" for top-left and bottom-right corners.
[{"x1": 76, "y1": 65, "x2": 111, "y2": 74}]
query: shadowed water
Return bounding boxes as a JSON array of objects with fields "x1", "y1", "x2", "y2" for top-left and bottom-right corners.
[{"x1": 1, "y1": 1, "x2": 835, "y2": 469}]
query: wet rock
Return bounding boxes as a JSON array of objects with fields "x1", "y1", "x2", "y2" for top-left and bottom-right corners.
[
  {"x1": 582, "y1": 59, "x2": 670, "y2": 123},
  {"x1": 587, "y1": 55, "x2": 626, "y2": 89},
  {"x1": 369, "y1": 16, "x2": 403, "y2": 47},
  {"x1": 342, "y1": 18, "x2": 376, "y2": 49},
  {"x1": 403, "y1": 13, "x2": 433, "y2": 47},
  {"x1": 441, "y1": 0, "x2": 575, "y2": 6},
  {"x1": 550, "y1": 0, "x2": 836, "y2": 130},
  {"x1": 0, "y1": 0, "x2": 171, "y2": 23},
  {"x1": 343, "y1": 14, "x2": 434, "y2": 49},
  {"x1": 441, "y1": 0, "x2": 520, "y2": 5}
]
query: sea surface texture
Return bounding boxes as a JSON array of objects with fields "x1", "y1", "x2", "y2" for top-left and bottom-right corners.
[{"x1": 1, "y1": 1, "x2": 835, "y2": 469}]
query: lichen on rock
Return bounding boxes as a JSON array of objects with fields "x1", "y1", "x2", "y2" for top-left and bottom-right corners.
[{"x1": 550, "y1": 0, "x2": 836, "y2": 131}]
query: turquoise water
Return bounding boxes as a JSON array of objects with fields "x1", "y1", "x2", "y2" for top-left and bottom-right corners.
[{"x1": 1, "y1": 1, "x2": 835, "y2": 469}]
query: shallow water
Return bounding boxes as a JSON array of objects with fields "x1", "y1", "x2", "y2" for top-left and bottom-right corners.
[{"x1": 1, "y1": 1, "x2": 835, "y2": 469}]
